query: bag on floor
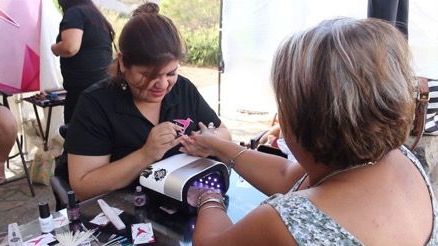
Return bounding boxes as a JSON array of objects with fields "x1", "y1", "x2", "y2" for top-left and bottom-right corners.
[{"x1": 30, "y1": 148, "x2": 56, "y2": 185}]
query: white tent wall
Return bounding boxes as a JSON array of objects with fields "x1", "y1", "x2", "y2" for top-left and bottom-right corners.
[
  {"x1": 37, "y1": 0, "x2": 63, "y2": 143},
  {"x1": 410, "y1": 1, "x2": 438, "y2": 78},
  {"x1": 220, "y1": 0, "x2": 438, "y2": 117},
  {"x1": 220, "y1": 0, "x2": 367, "y2": 117}
]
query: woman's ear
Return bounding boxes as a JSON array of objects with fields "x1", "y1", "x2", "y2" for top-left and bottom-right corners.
[{"x1": 118, "y1": 52, "x2": 126, "y2": 73}]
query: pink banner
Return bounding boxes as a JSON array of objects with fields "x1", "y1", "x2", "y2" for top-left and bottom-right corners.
[{"x1": 0, "y1": 0, "x2": 41, "y2": 93}]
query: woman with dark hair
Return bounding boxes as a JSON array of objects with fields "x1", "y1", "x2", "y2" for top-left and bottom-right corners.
[
  {"x1": 51, "y1": 0, "x2": 114, "y2": 123},
  {"x1": 181, "y1": 18, "x2": 437, "y2": 245},
  {"x1": 65, "y1": 5, "x2": 230, "y2": 200}
]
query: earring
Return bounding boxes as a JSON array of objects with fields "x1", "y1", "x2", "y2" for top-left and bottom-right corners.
[{"x1": 121, "y1": 81, "x2": 128, "y2": 90}]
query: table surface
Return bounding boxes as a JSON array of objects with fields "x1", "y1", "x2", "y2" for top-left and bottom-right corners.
[
  {"x1": 23, "y1": 92, "x2": 66, "y2": 108},
  {"x1": 4, "y1": 171, "x2": 267, "y2": 245}
]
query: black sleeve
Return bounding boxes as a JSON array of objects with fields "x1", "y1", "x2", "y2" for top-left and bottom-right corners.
[
  {"x1": 65, "y1": 94, "x2": 112, "y2": 156},
  {"x1": 60, "y1": 7, "x2": 85, "y2": 31}
]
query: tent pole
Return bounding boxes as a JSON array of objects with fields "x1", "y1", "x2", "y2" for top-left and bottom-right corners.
[{"x1": 217, "y1": 0, "x2": 224, "y2": 116}]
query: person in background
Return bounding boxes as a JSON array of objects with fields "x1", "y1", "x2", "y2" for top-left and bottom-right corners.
[
  {"x1": 51, "y1": 0, "x2": 115, "y2": 124},
  {"x1": 0, "y1": 105, "x2": 17, "y2": 183},
  {"x1": 133, "y1": 0, "x2": 160, "y2": 15},
  {"x1": 181, "y1": 18, "x2": 437, "y2": 245},
  {"x1": 368, "y1": 0, "x2": 408, "y2": 38},
  {"x1": 259, "y1": 123, "x2": 281, "y2": 147},
  {"x1": 65, "y1": 4, "x2": 231, "y2": 200}
]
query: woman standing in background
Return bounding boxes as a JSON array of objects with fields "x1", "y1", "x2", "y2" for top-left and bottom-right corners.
[{"x1": 51, "y1": 0, "x2": 114, "y2": 124}]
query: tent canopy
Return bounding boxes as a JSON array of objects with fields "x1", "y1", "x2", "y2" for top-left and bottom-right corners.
[{"x1": 220, "y1": 0, "x2": 438, "y2": 116}]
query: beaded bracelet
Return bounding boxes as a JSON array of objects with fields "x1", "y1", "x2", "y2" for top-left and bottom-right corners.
[{"x1": 228, "y1": 148, "x2": 248, "y2": 169}]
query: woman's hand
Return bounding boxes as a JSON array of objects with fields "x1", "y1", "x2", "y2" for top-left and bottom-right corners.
[
  {"x1": 142, "y1": 122, "x2": 182, "y2": 162},
  {"x1": 179, "y1": 122, "x2": 218, "y2": 157},
  {"x1": 187, "y1": 185, "x2": 222, "y2": 207}
]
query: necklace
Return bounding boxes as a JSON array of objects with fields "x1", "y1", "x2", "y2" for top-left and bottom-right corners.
[{"x1": 307, "y1": 161, "x2": 376, "y2": 188}]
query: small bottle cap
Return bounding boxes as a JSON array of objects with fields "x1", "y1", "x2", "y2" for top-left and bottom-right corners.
[
  {"x1": 136, "y1": 186, "x2": 142, "y2": 193},
  {"x1": 38, "y1": 202, "x2": 50, "y2": 219},
  {"x1": 67, "y1": 191, "x2": 76, "y2": 208}
]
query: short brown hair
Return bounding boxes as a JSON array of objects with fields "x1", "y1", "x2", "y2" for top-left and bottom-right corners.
[{"x1": 272, "y1": 18, "x2": 415, "y2": 168}]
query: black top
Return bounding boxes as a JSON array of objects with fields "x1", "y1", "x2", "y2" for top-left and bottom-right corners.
[
  {"x1": 57, "y1": 5, "x2": 113, "y2": 90},
  {"x1": 65, "y1": 75, "x2": 221, "y2": 163}
]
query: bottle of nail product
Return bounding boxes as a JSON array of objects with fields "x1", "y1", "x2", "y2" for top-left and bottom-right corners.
[
  {"x1": 67, "y1": 191, "x2": 80, "y2": 222},
  {"x1": 69, "y1": 220, "x2": 82, "y2": 233},
  {"x1": 38, "y1": 202, "x2": 54, "y2": 233},
  {"x1": 134, "y1": 207, "x2": 147, "y2": 223},
  {"x1": 134, "y1": 186, "x2": 146, "y2": 207}
]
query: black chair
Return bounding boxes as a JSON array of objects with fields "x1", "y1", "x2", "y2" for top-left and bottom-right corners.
[
  {"x1": 50, "y1": 173, "x2": 71, "y2": 210},
  {"x1": 247, "y1": 130, "x2": 287, "y2": 158},
  {"x1": 50, "y1": 125, "x2": 72, "y2": 210}
]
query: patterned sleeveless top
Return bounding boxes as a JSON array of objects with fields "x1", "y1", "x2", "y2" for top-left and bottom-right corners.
[{"x1": 262, "y1": 146, "x2": 438, "y2": 245}]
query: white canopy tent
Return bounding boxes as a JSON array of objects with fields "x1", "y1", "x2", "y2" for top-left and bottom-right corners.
[{"x1": 219, "y1": 0, "x2": 438, "y2": 117}]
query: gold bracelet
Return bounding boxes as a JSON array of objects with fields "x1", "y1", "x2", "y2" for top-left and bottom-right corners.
[
  {"x1": 197, "y1": 197, "x2": 225, "y2": 209},
  {"x1": 197, "y1": 190, "x2": 222, "y2": 207},
  {"x1": 228, "y1": 148, "x2": 248, "y2": 169},
  {"x1": 198, "y1": 204, "x2": 225, "y2": 213}
]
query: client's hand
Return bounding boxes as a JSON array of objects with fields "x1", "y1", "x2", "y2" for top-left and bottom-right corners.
[
  {"x1": 142, "y1": 122, "x2": 183, "y2": 161},
  {"x1": 187, "y1": 185, "x2": 221, "y2": 207},
  {"x1": 179, "y1": 122, "x2": 217, "y2": 157}
]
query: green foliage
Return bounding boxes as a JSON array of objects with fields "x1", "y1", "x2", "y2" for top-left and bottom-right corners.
[
  {"x1": 161, "y1": 0, "x2": 220, "y2": 67},
  {"x1": 183, "y1": 28, "x2": 218, "y2": 66},
  {"x1": 100, "y1": 9, "x2": 129, "y2": 53},
  {"x1": 161, "y1": 0, "x2": 219, "y2": 31},
  {"x1": 98, "y1": 0, "x2": 220, "y2": 66}
]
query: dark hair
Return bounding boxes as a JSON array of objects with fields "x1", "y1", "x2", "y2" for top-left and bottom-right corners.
[
  {"x1": 109, "y1": 13, "x2": 185, "y2": 84},
  {"x1": 272, "y1": 18, "x2": 415, "y2": 169},
  {"x1": 57, "y1": 0, "x2": 115, "y2": 43},
  {"x1": 132, "y1": 2, "x2": 160, "y2": 16}
]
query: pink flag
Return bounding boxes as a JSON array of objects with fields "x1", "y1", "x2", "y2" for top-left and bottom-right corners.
[{"x1": 0, "y1": 0, "x2": 41, "y2": 93}]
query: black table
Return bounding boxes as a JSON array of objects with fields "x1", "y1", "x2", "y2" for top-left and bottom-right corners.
[
  {"x1": 4, "y1": 171, "x2": 267, "y2": 245},
  {"x1": 22, "y1": 91, "x2": 66, "y2": 151},
  {"x1": 80, "y1": 170, "x2": 267, "y2": 245}
]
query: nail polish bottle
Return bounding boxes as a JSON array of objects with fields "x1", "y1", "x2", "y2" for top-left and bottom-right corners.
[
  {"x1": 38, "y1": 202, "x2": 54, "y2": 233},
  {"x1": 134, "y1": 186, "x2": 146, "y2": 207},
  {"x1": 67, "y1": 191, "x2": 80, "y2": 222}
]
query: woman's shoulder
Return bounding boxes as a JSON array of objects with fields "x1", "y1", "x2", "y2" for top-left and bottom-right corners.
[
  {"x1": 79, "y1": 80, "x2": 124, "y2": 105},
  {"x1": 263, "y1": 193, "x2": 363, "y2": 245},
  {"x1": 64, "y1": 5, "x2": 85, "y2": 15},
  {"x1": 176, "y1": 74, "x2": 196, "y2": 88},
  {"x1": 65, "y1": 5, "x2": 98, "y2": 19}
]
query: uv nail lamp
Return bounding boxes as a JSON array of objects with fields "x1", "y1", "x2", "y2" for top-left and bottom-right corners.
[{"x1": 139, "y1": 153, "x2": 229, "y2": 212}]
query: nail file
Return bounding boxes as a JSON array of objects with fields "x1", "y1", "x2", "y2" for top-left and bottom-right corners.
[
  {"x1": 8, "y1": 223, "x2": 23, "y2": 246},
  {"x1": 97, "y1": 199, "x2": 126, "y2": 230}
]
